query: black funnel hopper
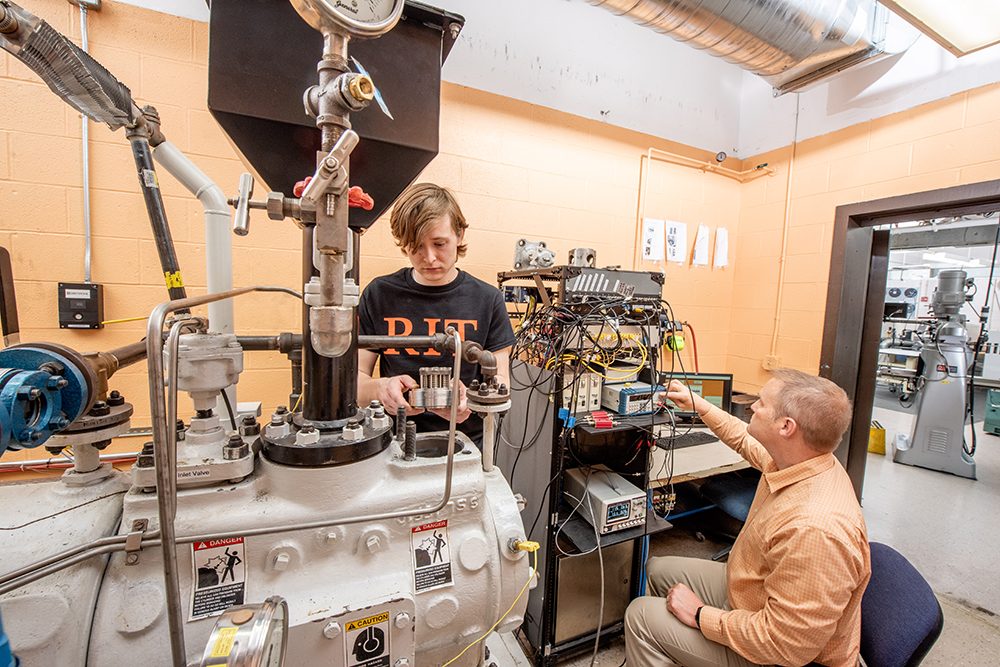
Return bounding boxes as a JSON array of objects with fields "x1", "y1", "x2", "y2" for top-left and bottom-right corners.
[{"x1": 207, "y1": 0, "x2": 464, "y2": 230}]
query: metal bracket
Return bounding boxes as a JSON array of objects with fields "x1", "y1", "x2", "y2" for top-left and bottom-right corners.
[{"x1": 124, "y1": 518, "x2": 148, "y2": 566}]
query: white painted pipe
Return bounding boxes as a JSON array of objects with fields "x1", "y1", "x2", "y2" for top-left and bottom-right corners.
[
  {"x1": 151, "y1": 142, "x2": 233, "y2": 334},
  {"x1": 151, "y1": 141, "x2": 238, "y2": 428}
]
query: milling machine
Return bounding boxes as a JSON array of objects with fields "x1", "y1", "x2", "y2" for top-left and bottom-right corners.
[{"x1": 893, "y1": 269, "x2": 978, "y2": 479}]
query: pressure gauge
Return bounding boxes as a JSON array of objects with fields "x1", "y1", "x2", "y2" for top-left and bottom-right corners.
[
  {"x1": 201, "y1": 597, "x2": 288, "y2": 667},
  {"x1": 290, "y1": 0, "x2": 405, "y2": 38}
]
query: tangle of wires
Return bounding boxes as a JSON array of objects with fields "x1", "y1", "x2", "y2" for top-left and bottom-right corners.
[{"x1": 502, "y1": 289, "x2": 711, "y2": 667}]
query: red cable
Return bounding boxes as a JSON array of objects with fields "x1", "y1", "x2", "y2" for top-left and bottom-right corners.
[{"x1": 684, "y1": 322, "x2": 700, "y2": 373}]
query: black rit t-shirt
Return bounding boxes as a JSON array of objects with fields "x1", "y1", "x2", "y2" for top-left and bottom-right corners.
[{"x1": 358, "y1": 268, "x2": 515, "y2": 442}]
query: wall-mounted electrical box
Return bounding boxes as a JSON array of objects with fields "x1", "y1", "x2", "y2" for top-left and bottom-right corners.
[{"x1": 58, "y1": 282, "x2": 104, "y2": 329}]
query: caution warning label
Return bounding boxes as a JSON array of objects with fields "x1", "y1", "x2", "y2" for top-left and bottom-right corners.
[
  {"x1": 190, "y1": 537, "x2": 246, "y2": 620},
  {"x1": 411, "y1": 519, "x2": 453, "y2": 593},
  {"x1": 346, "y1": 611, "x2": 391, "y2": 667}
]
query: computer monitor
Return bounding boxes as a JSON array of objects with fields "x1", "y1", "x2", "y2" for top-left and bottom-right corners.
[{"x1": 657, "y1": 372, "x2": 733, "y2": 420}]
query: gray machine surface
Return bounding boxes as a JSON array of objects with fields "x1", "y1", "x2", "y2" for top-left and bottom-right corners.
[{"x1": 894, "y1": 270, "x2": 978, "y2": 479}]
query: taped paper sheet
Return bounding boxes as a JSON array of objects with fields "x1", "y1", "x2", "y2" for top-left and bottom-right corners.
[
  {"x1": 715, "y1": 227, "x2": 729, "y2": 267},
  {"x1": 641, "y1": 218, "x2": 665, "y2": 261},
  {"x1": 693, "y1": 224, "x2": 710, "y2": 266},
  {"x1": 666, "y1": 221, "x2": 687, "y2": 264}
]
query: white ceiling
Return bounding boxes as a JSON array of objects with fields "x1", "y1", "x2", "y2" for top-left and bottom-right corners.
[{"x1": 115, "y1": 0, "x2": 1000, "y2": 157}]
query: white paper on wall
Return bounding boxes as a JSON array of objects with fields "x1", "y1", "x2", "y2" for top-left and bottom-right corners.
[
  {"x1": 666, "y1": 221, "x2": 687, "y2": 264},
  {"x1": 641, "y1": 218, "x2": 665, "y2": 262},
  {"x1": 714, "y1": 227, "x2": 729, "y2": 267},
  {"x1": 693, "y1": 224, "x2": 710, "y2": 266}
]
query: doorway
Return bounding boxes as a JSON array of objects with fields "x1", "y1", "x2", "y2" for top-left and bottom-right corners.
[{"x1": 820, "y1": 179, "x2": 1000, "y2": 498}]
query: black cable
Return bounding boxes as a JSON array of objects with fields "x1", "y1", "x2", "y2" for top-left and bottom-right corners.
[
  {"x1": 965, "y1": 221, "x2": 1000, "y2": 456},
  {"x1": 220, "y1": 389, "x2": 237, "y2": 431}
]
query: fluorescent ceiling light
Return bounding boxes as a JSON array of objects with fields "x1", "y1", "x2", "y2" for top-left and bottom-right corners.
[
  {"x1": 921, "y1": 252, "x2": 982, "y2": 267},
  {"x1": 879, "y1": 0, "x2": 1000, "y2": 56}
]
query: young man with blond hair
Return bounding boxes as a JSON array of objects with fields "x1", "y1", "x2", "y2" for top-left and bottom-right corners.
[
  {"x1": 626, "y1": 369, "x2": 870, "y2": 667},
  {"x1": 357, "y1": 183, "x2": 514, "y2": 445}
]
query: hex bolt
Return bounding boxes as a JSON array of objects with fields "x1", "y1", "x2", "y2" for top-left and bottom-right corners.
[
  {"x1": 240, "y1": 414, "x2": 260, "y2": 436},
  {"x1": 38, "y1": 362, "x2": 64, "y2": 376},
  {"x1": 394, "y1": 612, "x2": 411, "y2": 629},
  {"x1": 449, "y1": 22, "x2": 461, "y2": 39},
  {"x1": 107, "y1": 390, "x2": 125, "y2": 406},
  {"x1": 275, "y1": 405, "x2": 288, "y2": 415},
  {"x1": 273, "y1": 552, "x2": 291, "y2": 571},
  {"x1": 270, "y1": 412, "x2": 284, "y2": 425},
  {"x1": 366, "y1": 535, "x2": 381, "y2": 552},
  {"x1": 56, "y1": 378, "x2": 68, "y2": 388},
  {"x1": 395, "y1": 660, "x2": 410, "y2": 667},
  {"x1": 90, "y1": 401, "x2": 111, "y2": 417},
  {"x1": 323, "y1": 621, "x2": 342, "y2": 639},
  {"x1": 499, "y1": 383, "x2": 508, "y2": 395},
  {"x1": 28, "y1": 388, "x2": 41, "y2": 400}
]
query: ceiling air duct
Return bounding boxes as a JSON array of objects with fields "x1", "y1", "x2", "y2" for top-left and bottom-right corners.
[{"x1": 584, "y1": 0, "x2": 889, "y2": 95}]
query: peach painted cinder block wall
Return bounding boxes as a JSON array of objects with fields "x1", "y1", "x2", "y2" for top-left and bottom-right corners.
[
  {"x1": 0, "y1": 0, "x2": 741, "y2": 448},
  {"x1": 732, "y1": 85, "x2": 1000, "y2": 391}
]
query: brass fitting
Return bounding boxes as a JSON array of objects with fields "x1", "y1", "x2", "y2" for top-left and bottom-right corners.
[{"x1": 349, "y1": 74, "x2": 375, "y2": 102}]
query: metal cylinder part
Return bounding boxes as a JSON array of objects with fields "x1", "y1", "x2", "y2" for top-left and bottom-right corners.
[
  {"x1": 410, "y1": 367, "x2": 453, "y2": 409},
  {"x1": 932, "y1": 269, "x2": 971, "y2": 318}
]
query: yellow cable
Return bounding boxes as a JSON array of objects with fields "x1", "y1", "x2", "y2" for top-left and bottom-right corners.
[
  {"x1": 292, "y1": 391, "x2": 303, "y2": 413},
  {"x1": 102, "y1": 316, "x2": 147, "y2": 325},
  {"x1": 441, "y1": 543, "x2": 538, "y2": 667}
]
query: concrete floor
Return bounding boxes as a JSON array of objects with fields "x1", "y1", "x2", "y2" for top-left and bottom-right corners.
[{"x1": 541, "y1": 384, "x2": 1000, "y2": 667}]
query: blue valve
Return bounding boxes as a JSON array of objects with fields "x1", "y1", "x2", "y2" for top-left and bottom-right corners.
[{"x1": 0, "y1": 344, "x2": 94, "y2": 457}]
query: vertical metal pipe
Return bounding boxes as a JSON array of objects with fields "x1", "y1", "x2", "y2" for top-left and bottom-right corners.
[
  {"x1": 481, "y1": 412, "x2": 496, "y2": 473},
  {"x1": 80, "y1": 3, "x2": 92, "y2": 283}
]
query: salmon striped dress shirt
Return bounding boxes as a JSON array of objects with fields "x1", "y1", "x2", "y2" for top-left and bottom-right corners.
[{"x1": 698, "y1": 405, "x2": 871, "y2": 667}]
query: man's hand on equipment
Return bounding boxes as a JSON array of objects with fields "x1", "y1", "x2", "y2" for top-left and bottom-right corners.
[
  {"x1": 666, "y1": 583, "x2": 704, "y2": 629},
  {"x1": 429, "y1": 380, "x2": 471, "y2": 423},
  {"x1": 376, "y1": 375, "x2": 423, "y2": 416},
  {"x1": 663, "y1": 380, "x2": 711, "y2": 417}
]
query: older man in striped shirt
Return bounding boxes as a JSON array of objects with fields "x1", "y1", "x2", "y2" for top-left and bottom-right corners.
[{"x1": 626, "y1": 369, "x2": 871, "y2": 667}]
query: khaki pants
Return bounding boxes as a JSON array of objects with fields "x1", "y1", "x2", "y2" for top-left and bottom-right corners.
[{"x1": 624, "y1": 556, "x2": 764, "y2": 667}]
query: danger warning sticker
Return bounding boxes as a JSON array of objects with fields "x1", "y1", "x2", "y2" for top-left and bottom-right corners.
[
  {"x1": 190, "y1": 537, "x2": 246, "y2": 620},
  {"x1": 346, "y1": 611, "x2": 391, "y2": 667},
  {"x1": 411, "y1": 520, "x2": 453, "y2": 593}
]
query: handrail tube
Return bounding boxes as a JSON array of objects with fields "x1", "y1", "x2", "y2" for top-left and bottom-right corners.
[{"x1": 0, "y1": 543, "x2": 124, "y2": 595}]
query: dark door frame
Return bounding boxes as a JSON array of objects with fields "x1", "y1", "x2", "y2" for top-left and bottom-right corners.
[{"x1": 820, "y1": 179, "x2": 1000, "y2": 500}]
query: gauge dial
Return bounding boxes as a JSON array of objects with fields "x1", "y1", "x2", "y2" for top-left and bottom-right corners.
[{"x1": 290, "y1": 0, "x2": 405, "y2": 38}]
